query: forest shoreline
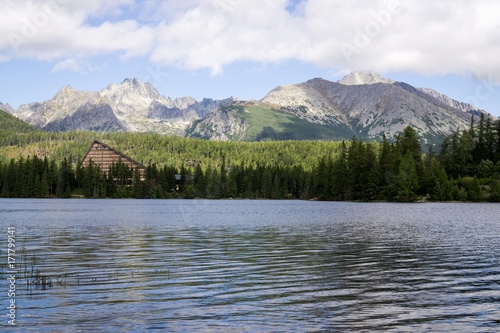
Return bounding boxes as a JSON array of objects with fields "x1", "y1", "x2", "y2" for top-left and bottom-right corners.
[{"x1": 1, "y1": 195, "x2": 489, "y2": 204}]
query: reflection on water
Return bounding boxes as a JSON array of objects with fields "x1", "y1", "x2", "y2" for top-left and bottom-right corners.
[{"x1": 1, "y1": 199, "x2": 499, "y2": 332}]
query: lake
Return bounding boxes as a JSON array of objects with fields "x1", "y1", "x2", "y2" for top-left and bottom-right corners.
[{"x1": 1, "y1": 199, "x2": 499, "y2": 332}]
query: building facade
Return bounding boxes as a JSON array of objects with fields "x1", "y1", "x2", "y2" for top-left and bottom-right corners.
[{"x1": 81, "y1": 140, "x2": 146, "y2": 180}]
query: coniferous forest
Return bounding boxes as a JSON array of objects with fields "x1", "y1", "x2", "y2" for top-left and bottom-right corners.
[{"x1": 1, "y1": 113, "x2": 500, "y2": 202}]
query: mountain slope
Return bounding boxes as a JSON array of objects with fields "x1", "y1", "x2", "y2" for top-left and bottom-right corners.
[
  {"x1": 3, "y1": 72, "x2": 492, "y2": 146},
  {"x1": 337, "y1": 70, "x2": 395, "y2": 85},
  {"x1": 187, "y1": 101, "x2": 354, "y2": 141},
  {"x1": 0, "y1": 102, "x2": 15, "y2": 115},
  {"x1": 0, "y1": 109, "x2": 38, "y2": 132},
  {"x1": 43, "y1": 103, "x2": 125, "y2": 132},
  {"x1": 261, "y1": 73, "x2": 488, "y2": 145},
  {"x1": 10, "y1": 79, "x2": 230, "y2": 135}
]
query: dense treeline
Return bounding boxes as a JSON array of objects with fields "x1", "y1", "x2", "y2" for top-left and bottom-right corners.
[
  {"x1": 0, "y1": 154, "x2": 311, "y2": 200},
  {"x1": 1, "y1": 116, "x2": 500, "y2": 201},
  {"x1": 314, "y1": 122, "x2": 500, "y2": 202},
  {"x1": 0, "y1": 129, "x2": 344, "y2": 171}
]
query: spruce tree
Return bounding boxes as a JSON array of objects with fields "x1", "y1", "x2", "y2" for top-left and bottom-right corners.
[
  {"x1": 193, "y1": 164, "x2": 206, "y2": 197},
  {"x1": 395, "y1": 151, "x2": 419, "y2": 202}
]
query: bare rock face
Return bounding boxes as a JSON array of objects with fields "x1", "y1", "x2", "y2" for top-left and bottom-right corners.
[
  {"x1": 414, "y1": 86, "x2": 484, "y2": 116},
  {"x1": 261, "y1": 71, "x2": 491, "y2": 145},
  {"x1": 43, "y1": 103, "x2": 125, "y2": 132},
  {"x1": 5, "y1": 72, "x2": 493, "y2": 146},
  {"x1": 9, "y1": 78, "x2": 229, "y2": 135},
  {"x1": 337, "y1": 70, "x2": 395, "y2": 85},
  {"x1": 0, "y1": 102, "x2": 15, "y2": 114},
  {"x1": 187, "y1": 107, "x2": 248, "y2": 141},
  {"x1": 15, "y1": 86, "x2": 103, "y2": 130}
]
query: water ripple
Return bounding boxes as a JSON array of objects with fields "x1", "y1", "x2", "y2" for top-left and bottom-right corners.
[{"x1": 1, "y1": 200, "x2": 499, "y2": 332}]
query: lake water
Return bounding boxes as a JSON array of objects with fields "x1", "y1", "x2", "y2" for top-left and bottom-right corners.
[{"x1": 0, "y1": 199, "x2": 499, "y2": 332}]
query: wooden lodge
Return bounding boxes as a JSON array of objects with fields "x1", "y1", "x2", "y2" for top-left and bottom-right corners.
[{"x1": 81, "y1": 140, "x2": 146, "y2": 180}]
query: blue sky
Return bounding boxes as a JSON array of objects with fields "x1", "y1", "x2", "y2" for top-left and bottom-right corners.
[{"x1": 1, "y1": 0, "x2": 499, "y2": 116}]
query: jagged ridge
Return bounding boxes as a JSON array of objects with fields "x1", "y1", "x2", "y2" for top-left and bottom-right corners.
[
  {"x1": 2, "y1": 72, "x2": 493, "y2": 146},
  {"x1": 9, "y1": 78, "x2": 232, "y2": 135},
  {"x1": 260, "y1": 72, "x2": 491, "y2": 145}
]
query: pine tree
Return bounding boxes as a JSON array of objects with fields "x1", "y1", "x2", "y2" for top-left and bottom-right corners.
[
  {"x1": 485, "y1": 116, "x2": 495, "y2": 161},
  {"x1": 48, "y1": 159, "x2": 58, "y2": 196},
  {"x1": 193, "y1": 164, "x2": 206, "y2": 197},
  {"x1": 56, "y1": 173, "x2": 66, "y2": 198},
  {"x1": 495, "y1": 119, "x2": 500, "y2": 163},
  {"x1": 395, "y1": 150, "x2": 419, "y2": 202},
  {"x1": 346, "y1": 138, "x2": 369, "y2": 200},
  {"x1": 56, "y1": 158, "x2": 73, "y2": 198},
  {"x1": 132, "y1": 168, "x2": 143, "y2": 199},
  {"x1": 220, "y1": 157, "x2": 228, "y2": 198},
  {"x1": 396, "y1": 126, "x2": 423, "y2": 179},
  {"x1": 466, "y1": 177, "x2": 482, "y2": 202},
  {"x1": 179, "y1": 165, "x2": 187, "y2": 193},
  {"x1": 474, "y1": 113, "x2": 487, "y2": 163},
  {"x1": 1, "y1": 174, "x2": 9, "y2": 198},
  {"x1": 379, "y1": 135, "x2": 396, "y2": 199},
  {"x1": 432, "y1": 167, "x2": 452, "y2": 201},
  {"x1": 205, "y1": 166, "x2": 221, "y2": 199},
  {"x1": 261, "y1": 168, "x2": 273, "y2": 198},
  {"x1": 226, "y1": 168, "x2": 238, "y2": 198},
  {"x1": 34, "y1": 174, "x2": 43, "y2": 198},
  {"x1": 361, "y1": 143, "x2": 380, "y2": 201},
  {"x1": 271, "y1": 173, "x2": 282, "y2": 199},
  {"x1": 21, "y1": 157, "x2": 35, "y2": 198},
  {"x1": 241, "y1": 172, "x2": 254, "y2": 198}
]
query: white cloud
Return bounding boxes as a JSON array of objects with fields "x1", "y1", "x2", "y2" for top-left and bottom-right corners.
[
  {"x1": 298, "y1": 0, "x2": 500, "y2": 81},
  {"x1": 0, "y1": 0, "x2": 499, "y2": 82},
  {"x1": 151, "y1": 0, "x2": 305, "y2": 75},
  {"x1": 51, "y1": 58, "x2": 111, "y2": 74},
  {"x1": 52, "y1": 58, "x2": 82, "y2": 73},
  {"x1": 0, "y1": 0, "x2": 154, "y2": 60}
]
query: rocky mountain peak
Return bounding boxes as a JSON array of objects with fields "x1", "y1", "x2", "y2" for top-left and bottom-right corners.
[
  {"x1": 5, "y1": 74, "x2": 493, "y2": 145},
  {"x1": 0, "y1": 101, "x2": 15, "y2": 114},
  {"x1": 4, "y1": 78, "x2": 233, "y2": 135},
  {"x1": 338, "y1": 70, "x2": 394, "y2": 85},
  {"x1": 53, "y1": 85, "x2": 76, "y2": 102},
  {"x1": 99, "y1": 78, "x2": 160, "y2": 102}
]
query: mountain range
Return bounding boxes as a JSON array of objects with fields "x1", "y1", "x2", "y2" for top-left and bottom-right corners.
[{"x1": 1, "y1": 71, "x2": 490, "y2": 146}]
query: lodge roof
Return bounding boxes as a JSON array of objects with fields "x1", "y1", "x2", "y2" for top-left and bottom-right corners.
[{"x1": 81, "y1": 140, "x2": 146, "y2": 169}]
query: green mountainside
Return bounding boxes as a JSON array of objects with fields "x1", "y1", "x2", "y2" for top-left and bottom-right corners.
[
  {"x1": 228, "y1": 103, "x2": 355, "y2": 141},
  {"x1": 187, "y1": 102, "x2": 357, "y2": 142},
  {"x1": 0, "y1": 109, "x2": 38, "y2": 132}
]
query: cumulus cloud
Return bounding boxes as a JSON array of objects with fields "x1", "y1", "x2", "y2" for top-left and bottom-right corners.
[
  {"x1": 0, "y1": 0, "x2": 499, "y2": 81},
  {"x1": 151, "y1": 0, "x2": 305, "y2": 75},
  {"x1": 151, "y1": 0, "x2": 500, "y2": 82},
  {"x1": 52, "y1": 58, "x2": 83, "y2": 73},
  {"x1": 0, "y1": 0, "x2": 154, "y2": 60},
  {"x1": 51, "y1": 58, "x2": 111, "y2": 74}
]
